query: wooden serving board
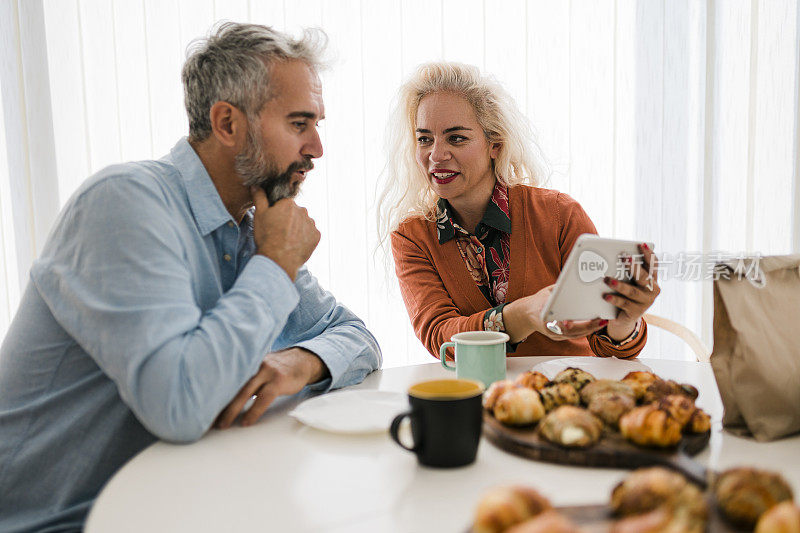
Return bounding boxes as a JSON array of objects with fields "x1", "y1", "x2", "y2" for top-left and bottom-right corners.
[
  {"x1": 466, "y1": 503, "x2": 746, "y2": 532},
  {"x1": 483, "y1": 410, "x2": 711, "y2": 488},
  {"x1": 542, "y1": 502, "x2": 744, "y2": 533}
]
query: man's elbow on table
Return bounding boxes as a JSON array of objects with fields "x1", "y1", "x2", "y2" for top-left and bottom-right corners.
[{"x1": 138, "y1": 407, "x2": 210, "y2": 444}]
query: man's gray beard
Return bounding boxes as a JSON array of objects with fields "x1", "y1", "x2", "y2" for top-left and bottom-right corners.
[{"x1": 235, "y1": 127, "x2": 299, "y2": 205}]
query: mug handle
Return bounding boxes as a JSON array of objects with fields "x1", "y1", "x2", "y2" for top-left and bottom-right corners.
[
  {"x1": 390, "y1": 411, "x2": 417, "y2": 452},
  {"x1": 440, "y1": 342, "x2": 456, "y2": 371}
]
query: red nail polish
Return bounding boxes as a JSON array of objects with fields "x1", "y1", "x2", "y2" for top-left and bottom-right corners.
[
  {"x1": 641, "y1": 243, "x2": 649, "y2": 251},
  {"x1": 604, "y1": 295, "x2": 613, "y2": 301},
  {"x1": 599, "y1": 320, "x2": 608, "y2": 326},
  {"x1": 610, "y1": 279, "x2": 618, "y2": 287}
]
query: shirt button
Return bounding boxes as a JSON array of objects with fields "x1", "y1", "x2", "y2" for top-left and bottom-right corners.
[
  {"x1": 223, "y1": 254, "x2": 232, "y2": 262},
  {"x1": 227, "y1": 221, "x2": 235, "y2": 228},
  {"x1": 476, "y1": 247, "x2": 483, "y2": 253}
]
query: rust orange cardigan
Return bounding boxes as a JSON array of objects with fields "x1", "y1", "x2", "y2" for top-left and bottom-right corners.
[{"x1": 390, "y1": 185, "x2": 647, "y2": 359}]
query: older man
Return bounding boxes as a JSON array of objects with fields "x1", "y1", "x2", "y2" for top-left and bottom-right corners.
[{"x1": 0, "y1": 23, "x2": 381, "y2": 532}]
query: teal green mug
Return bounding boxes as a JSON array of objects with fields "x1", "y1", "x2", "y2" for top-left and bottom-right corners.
[{"x1": 439, "y1": 331, "x2": 509, "y2": 387}]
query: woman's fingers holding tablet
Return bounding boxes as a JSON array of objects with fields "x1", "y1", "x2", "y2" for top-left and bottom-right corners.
[
  {"x1": 545, "y1": 318, "x2": 608, "y2": 340},
  {"x1": 601, "y1": 243, "x2": 661, "y2": 341}
]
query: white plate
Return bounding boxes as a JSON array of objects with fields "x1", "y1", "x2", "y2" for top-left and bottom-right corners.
[
  {"x1": 289, "y1": 389, "x2": 407, "y2": 434},
  {"x1": 532, "y1": 356, "x2": 652, "y2": 381}
]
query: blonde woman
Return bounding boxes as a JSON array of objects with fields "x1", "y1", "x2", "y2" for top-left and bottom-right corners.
[{"x1": 378, "y1": 62, "x2": 659, "y2": 359}]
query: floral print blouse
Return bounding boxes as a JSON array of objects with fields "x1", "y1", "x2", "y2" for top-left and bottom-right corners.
[{"x1": 435, "y1": 182, "x2": 511, "y2": 333}]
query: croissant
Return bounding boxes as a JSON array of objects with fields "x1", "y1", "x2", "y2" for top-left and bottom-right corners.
[
  {"x1": 715, "y1": 467, "x2": 794, "y2": 528},
  {"x1": 580, "y1": 379, "x2": 636, "y2": 405},
  {"x1": 505, "y1": 510, "x2": 581, "y2": 533},
  {"x1": 483, "y1": 380, "x2": 516, "y2": 412},
  {"x1": 620, "y1": 371, "x2": 659, "y2": 400},
  {"x1": 619, "y1": 404, "x2": 682, "y2": 447},
  {"x1": 538, "y1": 405, "x2": 603, "y2": 448},
  {"x1": 687, "y1": 408, "x2": 711, "y2": 433},
  {"x1": 493, "y1": 387, "x2": 545, "y2": 426},
  {"x1": 472, "y1": 485, "x2": 552, "y2": 533},
  {"x1": 539, "y1": 383, "x2": 581, "y2": 412},
  {"x1": 514, "y1": 371, "x2": 550, "y2": 391},
  {"x1": 611, "y1": 467, "x2": 703, "y2": 517},
  {"x1": 552, "y1": 366, "x2": 595, "y2": 391},
  {"x1": 588, "y1": 392, "x2": 636, "y2": 428},
  {"x1": 755, "y1": 501, "x2": 800, "y2": 533},
  {"x1": 656, "y1": 394, "x2": 696, "y2": 428}
]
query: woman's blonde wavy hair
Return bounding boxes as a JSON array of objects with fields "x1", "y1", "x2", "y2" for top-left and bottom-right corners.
[{"x1": 376, "y1": 61, "x2": 549, "y2": 251}]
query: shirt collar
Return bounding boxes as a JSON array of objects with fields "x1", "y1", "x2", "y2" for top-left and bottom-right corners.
[
  {"x1": 168, "y1": 137, "x2": 235, "y2": 236},
  {"x1": 435, "y1": 181, "x2": 512, "y2": 244}
]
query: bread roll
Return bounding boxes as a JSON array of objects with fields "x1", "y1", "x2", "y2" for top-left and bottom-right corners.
[
  {"x1": 755, "y1": 501, "x2": 800, "y2": 533},
  {"x1": 539, "y1": 405, "x2": 603, "y2": 448},
  {"x1": 494, "y1": 387, "x2": 545, "y2": 426},
  {"x1": 588, "y1": 392, "x2": 636, "y2": 428},
  {"x1": 580, "y1": 379, "x2": 635, "y2": 405},
  {"x1": 715, "y1": 467, "x2": 794, "y2": 528},
  {"x1": 483, "y1": 380, "x2": 516, "y2": 412},
  {"x1": 514, "y1": 371, "x2": 550, "y2": 391},
  {"x1": 472, "y1": 486, "x2": 551, "y2": 533},
  {"x1": 611, "y1": 466, "x2": 707, "y2": 533},
  {"x1": 505, "y1": 510, "x2": 580, "y2": 533}
]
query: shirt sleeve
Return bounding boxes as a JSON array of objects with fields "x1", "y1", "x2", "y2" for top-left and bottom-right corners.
[
  {"x1": 30, "y1": 174, "x2": 300, "y2": 443},
  {"x1": 271, "y1": 267, "x2": 382, "y2": 391},
  {"x1": 391, "y1": 230, "x2": 488, "y2": 360},
  {"x1": 588, "y1": 318, "x2": 648, "y2": 359}
]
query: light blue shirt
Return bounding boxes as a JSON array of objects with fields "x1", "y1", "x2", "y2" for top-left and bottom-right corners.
[{"x1": 0, "y1": 138, "x2": 382, "y2": 532}]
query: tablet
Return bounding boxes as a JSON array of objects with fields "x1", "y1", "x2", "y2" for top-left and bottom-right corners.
[{"x1": 539, "y1": 234, "x2": 653, "y2": 322}]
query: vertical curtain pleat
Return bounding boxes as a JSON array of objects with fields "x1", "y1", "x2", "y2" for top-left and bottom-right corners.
[{"x1": 1, "y1": 0, "x2": 798, "y2": 364}]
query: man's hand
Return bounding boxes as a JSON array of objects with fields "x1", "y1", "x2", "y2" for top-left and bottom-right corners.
[
  {"x1": 215, "y1": 348, "x2": 329, "y2": 428},
  {"x1": 251, "y1": 186, "x2": 320, "y2": 281}
]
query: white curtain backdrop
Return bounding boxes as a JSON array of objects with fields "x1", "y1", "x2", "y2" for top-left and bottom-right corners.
[{"x1": 1, "y1": 0, "x2": 798, "y2": 366}]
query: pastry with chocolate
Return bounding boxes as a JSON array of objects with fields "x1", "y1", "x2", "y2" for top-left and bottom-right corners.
[
  {"x1": 552, "y1": 367, "x2": 595, "y2": 391},
  {"x1": 538, "y1": 383, "x2": 581, "y2": 412}
]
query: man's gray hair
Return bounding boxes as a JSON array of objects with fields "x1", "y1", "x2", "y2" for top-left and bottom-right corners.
[{"x1": 182, "y1": 21, "x2": 327, "y2": 141}]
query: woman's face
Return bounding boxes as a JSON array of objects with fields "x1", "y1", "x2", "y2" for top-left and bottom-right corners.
[{"x1": 415, "y1": 92, "x2": 499, "y2": 206}]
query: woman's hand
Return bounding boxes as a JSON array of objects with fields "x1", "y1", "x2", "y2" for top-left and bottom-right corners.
[
  {"x1": 503, "y1": 285, "x2": 608, "y2": 343},
  {"x1": 603, "y1": 243, "x2": 660, "y2": 341}
]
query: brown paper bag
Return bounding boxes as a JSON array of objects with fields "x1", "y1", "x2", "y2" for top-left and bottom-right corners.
[{"x1": 711, "y1": 254, "x2": 800, "y2": 441}]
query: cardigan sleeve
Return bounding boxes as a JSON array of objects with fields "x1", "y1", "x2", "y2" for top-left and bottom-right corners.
[
  {"x1": 390, "y1": 229, "x2": 486, "y2": 360},
  {"x1": 555, "y1": 193, "x2": 647, "y2": 359}
]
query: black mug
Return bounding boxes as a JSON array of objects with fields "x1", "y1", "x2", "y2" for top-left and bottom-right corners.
[{"x1": 389, "y1": 379, "x2": 484, "y2": 468}]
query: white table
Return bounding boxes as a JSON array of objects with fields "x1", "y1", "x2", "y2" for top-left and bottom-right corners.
[{"x1": 86, "y1": 357, "x2": 800, "y2": 533}]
